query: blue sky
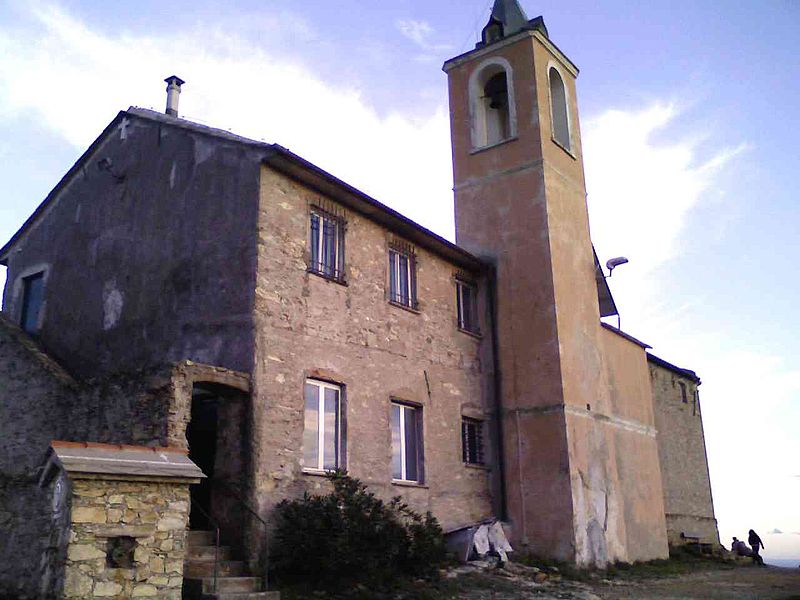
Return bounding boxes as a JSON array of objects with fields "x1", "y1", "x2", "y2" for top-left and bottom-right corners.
[{"x1": 1, "y1": 1, "x2": 798, "y2": 561}]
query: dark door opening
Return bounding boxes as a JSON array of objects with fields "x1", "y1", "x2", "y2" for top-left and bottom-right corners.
[{"x1": 187, "y1": 388, "x2": 219, "y2": 529}]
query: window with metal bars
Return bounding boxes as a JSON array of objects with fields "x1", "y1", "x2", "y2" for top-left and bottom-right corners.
[
  {"x1": 456, "y1": 279, "x2": 479, "y2": 334},
  {"x1": 309, "y1": 209, "x2": 345, "y2": 282},
  {"x1": 388, "y1": 245, "x2": 417, "y2": 309},
  {"x1": 462, "y1": 418, "x2": 484, "y2": 466}
]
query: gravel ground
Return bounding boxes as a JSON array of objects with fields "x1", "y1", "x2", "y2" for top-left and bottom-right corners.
[
  {"x1": 588, "y1": 566, "x2": 800, "y2": 599},
  {"x1": 440, "y1": 560, "x2": 800, "y2": 600},
  {"x1": 282, "y1": 559, "x2": 800, "y2": 599}
]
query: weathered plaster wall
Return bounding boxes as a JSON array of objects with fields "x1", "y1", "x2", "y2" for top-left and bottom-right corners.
[
  {"x1": 1, "y1": 111, "x2": 261, "y2": 378},
  {"x1": 447, "y1": 34, "x2": 577, "y2": 561},
  {"x1": 601, "y1": 328, "x2": 669, "y2": 562},
  {"x1": 61, "y1": 478, "x2": 189, "y2": 599},
  {"x1": 650, "y1": 361, "x2": 719, "y2": 546},
  {"x1": 250, "y1": 167, "x2": 496, "y2": 544},
  {"x1": 446, "y1": 32, "x2": 670, "y2": 565}
]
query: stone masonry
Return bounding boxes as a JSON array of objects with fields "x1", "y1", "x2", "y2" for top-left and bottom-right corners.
[
  {"x1": 649, "y1": 355, "x2": 719, "y2": 546},
  {"x1": 250, "y1": 166, "x2": 497, "y2": 538},
  {"x1": 62, "y1": 479, "x2": 189, "y2": 599}
]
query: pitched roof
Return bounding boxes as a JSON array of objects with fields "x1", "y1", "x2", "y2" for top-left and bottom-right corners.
[
  {"x1": 0, "y1": 108, "x2": 485, "y2": 273},
  {"x1": 490, "y1": 0, "x2": 530, "y2": 36},
  {"x1": 1, "y1": 107, "x2": 616, "y2": 310},
  {"x1": 647, "y1": 352, "x2": 701, "y2": 384}
]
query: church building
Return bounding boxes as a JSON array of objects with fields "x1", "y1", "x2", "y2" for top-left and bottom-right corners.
[{"x1": 0, "y1": 2, "x2": 718, "y2": 597}]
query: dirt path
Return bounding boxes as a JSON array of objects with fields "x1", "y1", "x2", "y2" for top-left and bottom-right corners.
[
  {"x1": 588, "y1": 566, "x2": 800, "y2": 599},
  {"x1": 441, "y1": 562, "x2": 800, "y2": 600}
]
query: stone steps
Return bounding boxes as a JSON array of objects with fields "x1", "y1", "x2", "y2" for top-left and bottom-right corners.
[
  {"x1": 208, "y1": 593, "x2": 280, "y2": 600},
  {"x1": 184, "y1": 559, "x2": 246, "y2": 578},
  {"x1": 187, "y1": 544, "x2": 233, "y2": 561},
  {"x1": 201, "y1": 576, "x2": 262, "y2": 594},
  {"x1": 184, "y1": 530, "x2": 280, "y2": 600}
]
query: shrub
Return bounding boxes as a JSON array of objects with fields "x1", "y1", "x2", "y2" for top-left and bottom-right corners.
[{"x1": 271, "y1": 471, "x2": 447, "y2": 590}]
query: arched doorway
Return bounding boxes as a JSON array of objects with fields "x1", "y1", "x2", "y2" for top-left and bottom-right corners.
[{"x1": 186, "y1": 382, "x2": 248, "y2": 539}]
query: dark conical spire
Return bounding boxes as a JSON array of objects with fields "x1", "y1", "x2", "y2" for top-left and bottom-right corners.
[
  {"x1": 490, "y1": 0, "x2": 529, "y2": 35},
  {"x1": 478, "y1": 0, "x2": 548, "y2": 47}
]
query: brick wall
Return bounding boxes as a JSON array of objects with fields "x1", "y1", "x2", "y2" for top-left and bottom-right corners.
[
  {"x1": 250, "y1": 166, "x2": 497, "y2": 538},
  {"x1": 650, "y1": 360, "x2": 719, "y2": 546}
]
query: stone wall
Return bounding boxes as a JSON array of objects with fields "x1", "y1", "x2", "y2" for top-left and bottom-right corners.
[
  {"x1": 649, "y1": 358, "x2": 719, "y2": 546},
  {"x1": 250, "y1": 166, "x2": 497, "y2": 549},
  {"x1": 0, "y1": 316, "x2": 189, "y2": 596},
  {"x1": 61, "y1": 478, "x2": 189, "y2": 599}
]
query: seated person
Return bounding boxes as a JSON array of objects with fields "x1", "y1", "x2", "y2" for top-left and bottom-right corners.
[{"x1": 731, "y1": 537, "x2": 752, "y2": 557}]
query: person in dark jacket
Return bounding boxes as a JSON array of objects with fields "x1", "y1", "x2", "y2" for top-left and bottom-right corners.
[{"x1": 748, "y1": 529, "x2": 765, "y2": 565}]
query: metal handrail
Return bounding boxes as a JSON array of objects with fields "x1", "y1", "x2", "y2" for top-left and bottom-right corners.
[
  {"x1": 216, "y1": 480, "x2": 270, "y2": 591},
  {"x1": 190, "y1": 500, "x2": 221, "y2": 593}
]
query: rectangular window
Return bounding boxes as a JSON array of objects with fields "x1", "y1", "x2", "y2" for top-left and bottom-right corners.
[
  {"x1": 309, "y1": 209, "x2": 345, "y2": 281},
  {"x1": 462, "y1": 418, "x2": 485, "y2": 466},
  {"x1": 20, "y1": 272, "x2": 45, "y2": 335},
  {"x1": 389, "y1": 248, "x2": 417, "y2": 309},
  {"x1": 679, "y1": 382, "x2": 688, "y2": 403},
  {"x1": 456, "y1": 279, "x2": 479, "y2": 334},
  {"x1": 391, "y1": 402, "x2": 422, "y2": 482},
  {"x1": 303, "y1": 379, "x2": 342, "y2": 471}
]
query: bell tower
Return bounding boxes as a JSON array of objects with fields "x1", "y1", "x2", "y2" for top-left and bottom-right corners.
[{"x1": 444, "y1": 1, "x2": 668, "y2": 565}]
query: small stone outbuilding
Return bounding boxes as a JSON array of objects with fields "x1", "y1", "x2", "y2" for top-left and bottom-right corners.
[{"x1": 38, "y1": 441, "x2": 204, "y2": 599}]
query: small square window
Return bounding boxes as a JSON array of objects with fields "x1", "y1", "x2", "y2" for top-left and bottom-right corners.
[
  {"x1": 462, "y1": 418, "x2": 485, "y2": 466},
  {"x1": 303, "y1": 379, "x2": 344, "y2": 471},
  {"x1": 309, "y1": 209, "x2": 345, "y2": 282},
  {"x1": 20, "y1": 272, "x2": 45, "y2": 335},
  {"x1": 456, "y1": 280, "x2": 479, "y2": 334},
  {"x1": 388, "y1": 247, "x2": 417, "y2": 309},
  {"x1": 106, "y1": 536, "x2": 136, "y2": 569},
  {"x1": 391, "y1": 402, "x2": 423, "y2": 483}
]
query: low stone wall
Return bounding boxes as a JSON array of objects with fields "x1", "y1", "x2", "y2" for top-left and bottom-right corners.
[
  {"x1": 63, "y1": 478, "x2": 189, "y2": 599},
  {"x1": 665, "y1": 514, "x2": 720, "y2": 547}
]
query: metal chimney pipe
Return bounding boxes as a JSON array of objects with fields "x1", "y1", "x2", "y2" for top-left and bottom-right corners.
[{"x1": 164, "y1": 75, "x2": 185, "y2": 117}]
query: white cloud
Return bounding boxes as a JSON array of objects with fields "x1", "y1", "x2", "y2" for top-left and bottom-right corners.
[
  {"x1": 396, "y1": 18, "x2": 453, "y2": 61},
  {"x1": 0, "y1": 3, "x2": 455, "y2": 239},
  {"x1": 585, "y1": 103, "x2": 748, "y2": 279},
  {"x1": 583, "y1": 102, "x2": 800, "y2": 560}
]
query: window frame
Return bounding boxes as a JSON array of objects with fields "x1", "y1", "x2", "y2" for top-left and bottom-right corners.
[
  {"x1": 388, "y1": 246, "x2": 418, "y2": 310},
  {"x1": 308, "y1": 207, "x2": 346, "y2": 284},
  {"x1": 547, "y1": 65, "x2": 573, "y2": 156},
  {"x1": 456, "y1": 278, "x2": 480, "y2": 335},
  {"x1": 468, "y1": 57, "x2": 518, "y2": 151},
  {"x1": 391, "y1": 401, "x2": 424, "y2": 484},
  {"x1": 678, "y1": 381, "x2": 688, "y2": 404},
  {"x1": 20, "y1": 271, "x2": 45, "y2": 335},
  {"x1": 302, "y1": 379, "x2": 345, "y2": 473},
  {"x1": 461, "y1": 417, "x2": 485, "y2": 466}
]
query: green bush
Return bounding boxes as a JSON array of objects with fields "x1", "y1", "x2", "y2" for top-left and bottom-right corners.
[{"x1": 271, "y1": 471, "x2": 447, "y2": 590}]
